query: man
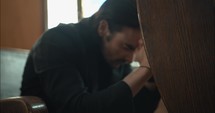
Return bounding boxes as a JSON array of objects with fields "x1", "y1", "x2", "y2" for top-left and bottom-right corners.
[{"x1": 20, "y1": 0, "x2": 160, "y2": 113}]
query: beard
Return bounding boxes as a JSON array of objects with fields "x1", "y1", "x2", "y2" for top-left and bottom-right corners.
[{"x1": 108, "y1": 59, "x2": 128, "y2": 69}]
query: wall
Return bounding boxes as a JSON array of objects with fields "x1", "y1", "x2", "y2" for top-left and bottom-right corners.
[{"x1": 1, "y1": 0, "x2": 45, "y2": 49}]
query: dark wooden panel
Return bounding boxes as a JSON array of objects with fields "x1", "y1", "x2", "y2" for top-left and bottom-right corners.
[
  {"x1": 1, "y1": 0, "x2": 45, "y2": 49},
  {"x1": 137, "y1": 0, "x2": 214, "y2": 113}
]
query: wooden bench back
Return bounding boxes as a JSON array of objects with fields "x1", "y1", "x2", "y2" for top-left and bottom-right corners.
[
  {"x1": 137, "y1": 0, "x2": 214, "y2": 113},
  {"x1": 0, "y1": 96, "x2": 48, "y2": 113}
]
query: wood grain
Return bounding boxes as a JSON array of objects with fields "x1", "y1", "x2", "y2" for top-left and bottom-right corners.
[{"x1": 137, "y1": 0, "x2": 214, "y2": 113}]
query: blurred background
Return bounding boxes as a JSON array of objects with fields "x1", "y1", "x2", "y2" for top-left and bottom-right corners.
[{"x1": 1, "y1": 0, "x2": 105, "y2": 49}]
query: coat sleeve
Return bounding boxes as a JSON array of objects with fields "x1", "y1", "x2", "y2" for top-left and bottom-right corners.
[{"x1": 31, "y1": 26, "x2": 134, "y2": 113}]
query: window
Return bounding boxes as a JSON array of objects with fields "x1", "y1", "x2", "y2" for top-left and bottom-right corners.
[
  {"x1": 47, "y1": 0, "x2": 78, "y2": 29},
  {"x1": 47, "y1": 0, "x2": 105, "y2": 29},
  {"x1": 82, "y1": 0, "x2": 105, "y2": 18}
]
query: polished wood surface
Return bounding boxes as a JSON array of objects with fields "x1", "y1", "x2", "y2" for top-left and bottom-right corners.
[
  {"x1": 0, "y1": 96, "x2": 48, "y2": 113},
  {"x1": 137, "y1": 0, "x2": 214, "y2": 113}
]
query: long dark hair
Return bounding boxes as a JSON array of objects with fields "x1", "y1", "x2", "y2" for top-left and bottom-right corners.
[{"x1": 92, "y1": 0, "x2": 140, "y2": 33}]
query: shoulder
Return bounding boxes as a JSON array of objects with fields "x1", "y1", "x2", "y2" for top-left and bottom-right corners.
[
  {"x1": 31, "y1": 23, "x2": 86, "y2": 73},
  {"x1": 41, "y1": 23, "x2": 80, "y2": 45},
  {"x1": 34, "y1": 23, "x2": 84, "y2": 55}
]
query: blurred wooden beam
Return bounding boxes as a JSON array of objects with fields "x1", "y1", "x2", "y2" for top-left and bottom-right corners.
[{"x1": 77, "y1": 0, "x2": 83, "y2": 21}]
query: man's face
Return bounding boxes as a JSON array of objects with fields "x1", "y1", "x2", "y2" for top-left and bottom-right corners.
[{"x1": 98, "y1": 20, "x2": 142, "y2": 68}]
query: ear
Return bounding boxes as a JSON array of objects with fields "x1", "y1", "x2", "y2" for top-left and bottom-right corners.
[{"x1": 98, "y1": 20, "x2": 110, "y2": 37}]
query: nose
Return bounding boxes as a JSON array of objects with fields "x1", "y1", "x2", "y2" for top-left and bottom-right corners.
[{"x1": 125, "y1": 53, "x2": 134, "y2": 64}]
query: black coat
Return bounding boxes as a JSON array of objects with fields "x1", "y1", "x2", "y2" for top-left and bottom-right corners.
[{"x1": 21, "y1": 18, "x2": 160, "y2": 113}]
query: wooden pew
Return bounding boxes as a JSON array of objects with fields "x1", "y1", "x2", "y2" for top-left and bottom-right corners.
[
  {"x1": 137, "y1": 0, "x2": 214, "y2": 113},
  {"x1": 0, "y1": 96, "x2": 48, "y2": 113}
]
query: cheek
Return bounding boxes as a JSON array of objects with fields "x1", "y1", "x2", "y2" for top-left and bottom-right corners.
[
  {"x1": 104, "y1": 43, "x2": 122, "y2": 59},
  {"x1": 111, "y1": 44, "x2": 130, "y2": 59},
  {"x1": 109, "y1": 44, "x2": 121, "y2": 56}
]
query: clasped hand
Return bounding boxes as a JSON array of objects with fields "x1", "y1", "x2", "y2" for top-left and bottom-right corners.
[{"x1": 133, "y1": 39, "x2": 150, "y2": 68}]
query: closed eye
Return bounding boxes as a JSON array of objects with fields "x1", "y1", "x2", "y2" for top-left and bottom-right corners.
[{"x1": 123, "y1": 43, "x2": 135, "y2": 51}]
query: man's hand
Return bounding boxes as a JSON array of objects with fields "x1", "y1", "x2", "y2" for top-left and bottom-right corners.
[{"x1": 133, "y1": 39, "x2": 150, "y2": 68}]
